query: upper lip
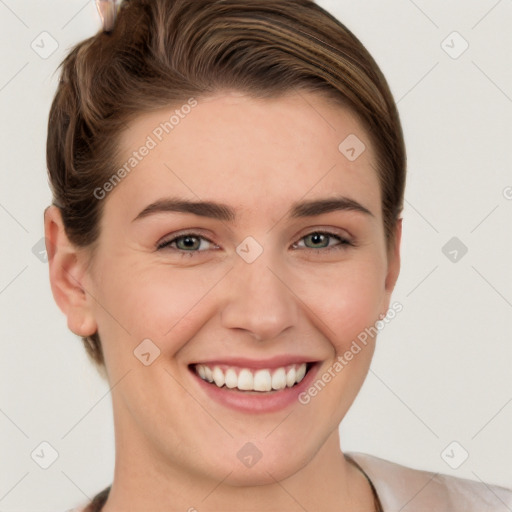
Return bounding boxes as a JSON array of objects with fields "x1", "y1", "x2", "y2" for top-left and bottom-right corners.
[{"x1": 189, "y1": 355, "x2": 320, "y2": 370}]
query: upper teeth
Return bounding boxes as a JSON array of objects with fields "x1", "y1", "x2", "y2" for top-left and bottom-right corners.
[{"x1": 195, "y1": 363, "x2": 308, "y2": 392}]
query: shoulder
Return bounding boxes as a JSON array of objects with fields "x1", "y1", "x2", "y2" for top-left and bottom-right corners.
[{"x1": 346, "y1": 451, "x2": 512, "y2": 512}]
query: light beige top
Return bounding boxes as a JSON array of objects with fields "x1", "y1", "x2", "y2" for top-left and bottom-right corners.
[
  {"x1": 348, "y1": 451, "x2": 512, "y2": 511},
  {"x1": 66, "y1": 451, "x2": 512, "y2": 512}
]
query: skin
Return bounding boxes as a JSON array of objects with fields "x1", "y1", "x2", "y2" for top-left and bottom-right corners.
[{"x1": 45, "y1": 91, "x2": 401, "y2": 511}]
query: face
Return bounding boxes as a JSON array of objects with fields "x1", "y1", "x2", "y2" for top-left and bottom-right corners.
[{"x1": 47, "y1": 91, "x2": 400, "y2": 486}]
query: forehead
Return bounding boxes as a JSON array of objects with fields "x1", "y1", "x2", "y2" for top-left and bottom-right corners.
[{"x1": 109, "y1": 91, "x2": 381, "y2": 222}]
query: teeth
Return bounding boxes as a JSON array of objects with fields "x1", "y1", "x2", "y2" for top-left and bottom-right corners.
[
  {"x1": 296, "y1": 363, "x2": 307, "y2": 383},
  {"x1": 253, "y1": 369, "x2": 272, "y2": 392},
  {"x1": 225, "y1": 368, "x2": 238, "y2": 389},
  {"x1": 271, "y1": 368, "x2": 286, "y2": 390},
  {"x1": 194, "y1": 363, "x2": 309, "y2": 392},
  {"x1": 238, "y1": 369, "x2": 253, "y2": 390},
  {"x1": 286, "y1": 367, "x2": 296, "y2": 387},
  {"x1": 197, "y1": 365, "x2": 206, "y2": 380},
  {"x1": 212, "y1": 367, "x2": 225, "y2": 387},
  {"x1": 204, "y1": 366, "x2": 213, "y2": 382}
]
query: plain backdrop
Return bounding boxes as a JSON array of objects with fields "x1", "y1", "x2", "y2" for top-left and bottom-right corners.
[{"x1": 0, "y1": 1, "x2": 511, "y2": 510}]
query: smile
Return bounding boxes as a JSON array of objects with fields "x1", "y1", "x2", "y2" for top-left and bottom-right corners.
[
  {"x1": 193, "y1": 363, "x2": 309, "y2": 392},
  {"x1": 189, "y1": 359, "x2": 320, "y2": 413}
]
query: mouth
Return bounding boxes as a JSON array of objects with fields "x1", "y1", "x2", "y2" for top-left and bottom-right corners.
[
  {"x1": 187, "y1": 359, "x2": 320, "y2": 413},
  {"x1": 190, "y1": 362, "x2": 313, "y2": 393}
]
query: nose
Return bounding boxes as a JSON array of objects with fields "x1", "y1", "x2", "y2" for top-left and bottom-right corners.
[{"x1": 220, "y1": 255, "x2": 299, "y2": 341}]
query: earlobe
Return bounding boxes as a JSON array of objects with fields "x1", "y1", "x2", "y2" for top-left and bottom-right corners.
[{"x1": 44, "y1": 206, "x2": 98, "y2": 337}]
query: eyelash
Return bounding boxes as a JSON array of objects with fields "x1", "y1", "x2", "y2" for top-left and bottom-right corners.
[{"x1": 156, "y1": 231, "x2": 354, "y2": 255}]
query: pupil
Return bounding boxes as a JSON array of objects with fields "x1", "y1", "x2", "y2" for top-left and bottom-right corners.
[
  {"x1": 180, "y1": 236, "x2": 198, "y2": 249},
  {"x1": 309, "y1": 233, "x2": 327, "y2": 248}
]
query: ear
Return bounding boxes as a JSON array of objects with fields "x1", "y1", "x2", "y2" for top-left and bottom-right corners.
[
  {"x1": 44, "y1": 205, "x2": 98, "y2": 337},
  {"x1": 380, "y1": 217, "x2": 402, "y2": 316}
]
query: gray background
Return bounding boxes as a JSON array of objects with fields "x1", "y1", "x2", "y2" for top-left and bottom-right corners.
[{"x1": 0, "y1": 0, "x2": 511, "y2": 510}]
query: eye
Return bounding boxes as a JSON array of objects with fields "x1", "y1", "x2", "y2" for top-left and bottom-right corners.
[
  {"x1": 157, "y1": 233, "x2": 217, "y2": 252},
  {"x1": 293, "y1": 231, "x2": 353, "y2": 252},
  {"x1": 156, "y1": 230, "x2": 353, "y2": 255}
]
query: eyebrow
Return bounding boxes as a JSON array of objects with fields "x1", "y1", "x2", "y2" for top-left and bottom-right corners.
[{"x1": 132, "y1": 196, "x2": 374, "y2": 223}]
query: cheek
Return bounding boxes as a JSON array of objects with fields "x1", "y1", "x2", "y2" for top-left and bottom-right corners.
[
  {"x1": 294, "y1": 257, "x2": 386, "y2": 352},
  {"x1": 92, "y1": 258, "x2": 228, "y2": 357}
]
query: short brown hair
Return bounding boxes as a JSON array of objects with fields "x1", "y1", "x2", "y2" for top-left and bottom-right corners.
[{"x1": 46, "y1": 0, "x2": 406, "y2": 369}]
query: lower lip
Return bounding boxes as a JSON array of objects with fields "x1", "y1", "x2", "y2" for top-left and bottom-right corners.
[{"x1": 189, "y1": 363, "x2": 320, "y2": 414}]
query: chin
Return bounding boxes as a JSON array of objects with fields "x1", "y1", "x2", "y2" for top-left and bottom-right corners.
[{"x1": 196, "y1": 436, "x2": 319, "y2": 487}]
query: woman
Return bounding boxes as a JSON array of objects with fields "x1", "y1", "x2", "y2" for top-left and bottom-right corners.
[{"x1": 45, "y1": 1, "x2": 511, "y2": 510}]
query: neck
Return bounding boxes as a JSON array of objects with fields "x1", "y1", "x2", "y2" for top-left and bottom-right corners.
[{"x1": 101, "y1": 424, "x2": 374, "y2": 512}]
